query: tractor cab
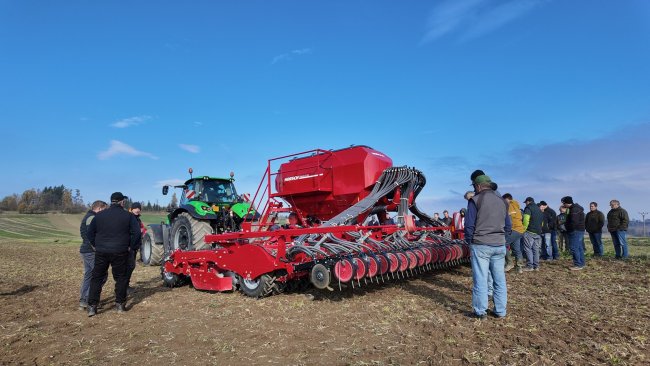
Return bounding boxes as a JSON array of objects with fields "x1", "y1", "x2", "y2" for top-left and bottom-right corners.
[{"x1": 178, "y1": 177, "x2": 239, "y2": 206}]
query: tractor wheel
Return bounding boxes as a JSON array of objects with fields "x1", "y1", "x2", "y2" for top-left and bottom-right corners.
[
  {"x1": 238, "y1": 274, "x2": 280, "y2": 299},
  {"x1": 170, "y1": 212, "x2": 213, "y2": 251},
  {"x1": 140, "y1": 231, "x2": 163, "y2": 265}
]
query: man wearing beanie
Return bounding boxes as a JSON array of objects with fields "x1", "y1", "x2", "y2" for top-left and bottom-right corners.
[
  {"x1": 561, "y1": 196, "x2": 586, "y2": 270},
  {"x1": 86, "y1": 192, "x2": 141, "y2": 316},
  {"x1": 465, "y1": 174, "x2": 511, "y2": 319}
]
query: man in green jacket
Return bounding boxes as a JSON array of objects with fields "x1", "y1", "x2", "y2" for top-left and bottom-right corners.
[
  {"x1": 585, "y1": 202, "x2": 605, "y2": 257},
  {"x1": 607, "y1": 200, "x2": 629, "y2": 259},
  {"x1": 522, "y1": 197, "x2": 544, "y2": 272}
]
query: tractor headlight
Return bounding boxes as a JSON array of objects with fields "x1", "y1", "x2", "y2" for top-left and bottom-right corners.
[{"x1": 201, "y1": 205, "x2": 212, "y2": 212}]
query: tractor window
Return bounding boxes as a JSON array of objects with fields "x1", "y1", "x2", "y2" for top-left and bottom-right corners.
[
  {"x1": 180, "y1": 182, "x2": 196, "y2": 205},
  {"x1": 202, "y1": 180, "x2": 238, "y2": 203}
]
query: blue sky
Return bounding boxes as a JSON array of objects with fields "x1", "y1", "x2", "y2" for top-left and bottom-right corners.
[{"x1": 1, "y1": 0, "x2": 649, "y2": 218}]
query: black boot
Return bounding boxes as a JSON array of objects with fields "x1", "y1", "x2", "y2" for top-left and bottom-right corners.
[
  {"x1": 87, "y1": 305, "x2": 97, "y2": 317},
  {"x1": 115, "y1": 302, "x2": 126, "y2": 313}
]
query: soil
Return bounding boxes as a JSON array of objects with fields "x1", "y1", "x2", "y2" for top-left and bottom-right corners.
[{"x1": 1, "y1": 240, "x2": 648, "y2": 365}]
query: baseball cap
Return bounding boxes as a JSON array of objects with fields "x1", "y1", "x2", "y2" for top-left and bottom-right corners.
[
  {"x1": 524, "y1": 197, "x2": 534, "y2": 204},
  {"x1": 110, "y1": 192, "x2": 128, "y2": 202},
  {"x1": 473, "y1": 175, "x2": 492, "y2": 184}
]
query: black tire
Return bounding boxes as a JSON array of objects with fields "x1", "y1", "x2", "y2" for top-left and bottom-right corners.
[
  {"x1": 161, "y1": 269, "x2": 185, "y2": 287},
  {"x1": 170, "y1": 212, "x2": 213, "y2": 251},
  {"x1": 141, "y1": 231, "x2": 164, "y2": 265},
  {"x1": 238, "y1": 274, "x2": 283, "y2": 298}
]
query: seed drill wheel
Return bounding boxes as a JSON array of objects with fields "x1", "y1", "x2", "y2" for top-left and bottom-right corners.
[
  {"x1": 171, "y1": 212, "x2": 212, "y2": 251},
  {"x1": 238, "y1": 274, "x2": 282, "y2": 298},
  {"x1": 365, "y1": 256, "x2": 379, "y2": 278},
  {"x1": 386, "y1": 252, "x2": 399, "y2": 273},
  {"x1": 353, "y1": 257, "x2": 367, "y2": 280},
  {"x1": 310, "y1": 264, "x2": 331, "y2": 290},
  {"x1": 334, "y1": 258, "x2": 354, "y2": 283},
  {"x1": 376, "y1": 254, "x2": 390, "y2": 275},
  {"x1": 162, "y1": 270, "x2": 185, "y2": 287},
  {"x1": 141, "y1": 231, "x2": 163, "y2": 265},
  {"x1": 397, "y1": 252, "x2": 409, "y2": 272}
]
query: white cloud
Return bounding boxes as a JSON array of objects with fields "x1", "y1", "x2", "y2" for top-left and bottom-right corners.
[
  {"x1": 98, "y1": 140, "x2": 158, "y2": 160},
  {"x1": 271, "y1": 48, "x2": 313, "y2": 65},
  {"x1": 111, "y1": 115, "x2": 152, "y2": 128},
  {"x1": 421, "y1": 0, "x2": 547, "y2": 44},
  {"x1": 179, "y1": 144, "x2": 200, "y2": 153}
]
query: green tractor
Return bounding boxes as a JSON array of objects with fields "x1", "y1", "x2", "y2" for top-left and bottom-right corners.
[{"x1": 140, "y1": 170, "x2": 256, "y2": 266}]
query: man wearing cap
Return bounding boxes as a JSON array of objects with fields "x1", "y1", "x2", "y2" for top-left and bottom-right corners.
[
  {"x1": 465, "y1": 174, "x2": 511, "y2": 319},
  {"x1": 86, "y1": 192, "x2": 141, "y2": 316},
  {"x1": 561, "y1": 196, "x2": 586, "y2": 270},
  {"x1": 502, "y1": 193, "x2": 525, "y2": 273},
  {"x1": 522, "y1": 197, "x2": 544, "y2": 271},
  {"x1": 607, "y1": 199, "x2": 629, "y2": 259},
  {"x1": 125, "y1": 202, "x2": 146, "y2": 292}
]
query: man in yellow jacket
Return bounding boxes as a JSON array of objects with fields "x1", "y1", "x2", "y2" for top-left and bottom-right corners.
[{"x1": 502, "y1": 193, "x2": 525, "y2": 273}]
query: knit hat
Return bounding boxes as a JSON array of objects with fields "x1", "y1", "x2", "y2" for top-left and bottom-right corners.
[
  {"x1": 470, "y1": 170, "x2": 485, "y2": 182},
  {"x1": 131, "y1": 202, "x2": 142, "y2": 210},
  {"x1": 473, "y1": 174, "x2": 492, "y2": 185},
  {"x1": 561, "y1": 196, "x2": 574, "y2": 204}
]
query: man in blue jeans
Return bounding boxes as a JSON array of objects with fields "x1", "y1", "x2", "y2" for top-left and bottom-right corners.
[
  {"x1": 465, "y1": 174, "x2": 511, "y2": 319},
  {"x1": 561, "y1": 196, "x2": 586, "y2": 270},
  {"x1": 585, "y1": 202, "x2": 605, "y2": 256},
  {"x1": 78, "y1": 200, "x2": 108, "y2": 310},
  {"x1": 607, "y1": 199, "x2": 629, "y2": 259}
]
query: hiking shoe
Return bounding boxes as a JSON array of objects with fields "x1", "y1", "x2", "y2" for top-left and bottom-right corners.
[
  {"x1": 516, "y1": 266, "x2": 523, "y2": 274},
  {"x1": 87, "y1": 305, "x2": 97, "y2": 317},
  {"x1": 472, "y1": 313, "x2": 487, "y2": 320},
  {"x1": 504, "y1": 263, "x2": 514, "y2": 272},
  {"x1": 522, "y1": 267, "x2": 535, "y2": 272},
  {"x1": 79, "y1": 301, "x2": 88, "y2": 311},
  {"x1": 534, "y1": 267, "x2": 540, "y2": 271},
  {"x1": 569, "y1": 266, "x2": 584, "y2": 271},
  {"x1": 115, "y1": 303, "x2": 127, "y2": 313}
]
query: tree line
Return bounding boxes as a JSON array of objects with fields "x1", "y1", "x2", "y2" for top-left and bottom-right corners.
[{"x1": 0, "y1": 186, "x2": 173, "y2": 214}]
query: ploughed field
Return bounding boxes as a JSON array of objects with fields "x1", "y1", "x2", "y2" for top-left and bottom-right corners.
[{"x1": 1, "y1": 213, "x2": 649, "y2": 365}]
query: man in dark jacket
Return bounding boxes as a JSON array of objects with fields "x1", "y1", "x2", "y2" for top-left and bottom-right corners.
[
  {"x1": 562, "y1": 196, "x2": 586, "y2": 270},
  {"x1": 539, "y1": 201, "x2": 559, "y2": 260},
  {"x1": 585, "y1": 202, "x2": 605, "y2": 257},
  {"x1": 465, "y1": 174, "x2": 511, "y2": 319},
  {"x1": 125, "y1": 202, "x2": 145, "y2": 293},
  {"x1": 78, "y1": 200, "x2": 107, "y2": 310},
  {"x1": 86, "y1": 192, "x2": 141, "y2": 316},
  {"x1": 522, "y1": 197, "x2": 544, "y2": 271},
  {"x1": 607, "y1": 199, "x2": 629, "y2": 259}
]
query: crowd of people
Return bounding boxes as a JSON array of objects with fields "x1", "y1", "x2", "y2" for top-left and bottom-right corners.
[
  {"x1": 78, "y1": 192, "x2": 145, "y2": 317},
  {"x1": 460, "y1": 170, "x2": 631, "y2": 320}
]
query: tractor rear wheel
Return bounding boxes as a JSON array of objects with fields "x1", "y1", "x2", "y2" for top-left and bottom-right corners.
[
  {"x1": 238, "y1": 274, "x2": 281, "y2": 298},
  {"x1": 170, "y1": 212, "x2": 213, "y2": 251},
  {"x1": 141, "y1": 231, "x2": 163, "y2": 265}
]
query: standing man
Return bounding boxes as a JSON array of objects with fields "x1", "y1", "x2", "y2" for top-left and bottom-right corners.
[
  {"x1": 585, "y1": 202, "x2": 605, "y2": 257},
  {"x1": 502, "y1": 194, "x2": 525, "y2": 273},
  {"x1": 86, "y1": 192, "x2": 141, "y2": 316},
  {"x1": 607, "y1": 199, "x2": 629, "y2": 259},
  {"x1": 522, "y1": 197, "x2": 544, "y2": 271},
  {"x1": 441, "y1": 210, "x2": 453, "y2": 227},
  {"x1": 561, "y1": 196, "x2": 586, "y2": 270},
  {"x1": 539, "y1": 201, "x2": 558, "y2": 260},
  {"x1": 556, "y1": 206, "x2": 568, "y2": 252},
  {"x1": 465, "y1": 174, "x2": 511, "y2": 319},
  {"x1": 125, "y1": 202, "x2": 146, "y2": 292},
  {"x1": 78, "y1": 200, "x2": 107, "y2": 310}
]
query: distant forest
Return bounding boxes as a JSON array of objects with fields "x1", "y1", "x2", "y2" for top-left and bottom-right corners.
[{"x1": 0, "y1": 185, "x2": 172, "y2": 214}]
